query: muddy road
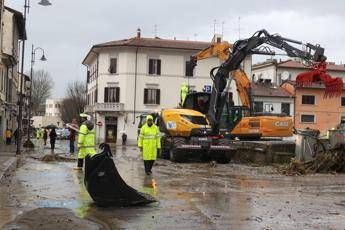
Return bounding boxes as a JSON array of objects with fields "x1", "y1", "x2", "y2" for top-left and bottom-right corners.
[{"x1": 1, "y1": 142, "x2": 345, "y2": 229}]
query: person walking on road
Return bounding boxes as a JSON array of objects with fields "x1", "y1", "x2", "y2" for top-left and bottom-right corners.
[
  {"x1": 49, "y1": 128, "x2": 57, "y2": 151},
  {"x1": 43, "y1": 129, "x2": 48, "y2": 146},
  {"x1": 74, "y1": 113, "x2": 96, "y2": 170},
  {"x1": 138, "y1": 115, "x2": 161, "y2": 175},
  {"x1": 69, "y1": 119, "x2": 78, "y2": 154},
  {"x1": 5, "y1": 129, "x2": 12, "y2": 145}
]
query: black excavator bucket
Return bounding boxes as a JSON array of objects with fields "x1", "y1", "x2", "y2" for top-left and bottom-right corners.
[{"x1": 84, "y1": 143, "x2": 157, "y2": 206}]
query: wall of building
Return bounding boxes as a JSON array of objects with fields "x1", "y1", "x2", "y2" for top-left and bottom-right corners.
[
  {"x1": 32, "y1": 115, "x2": 64, "y2": 129},
  {"x1": 294, "y1": 88, "x2": 345, "y2": 134},
  {"x1": 253, "y1": 96, "x2": 294, "y2": 116},
  {"x1": 45, "y1": 99, "x2": 62, "y2": 117}
]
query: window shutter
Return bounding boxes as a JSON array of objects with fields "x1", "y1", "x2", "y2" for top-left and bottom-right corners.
[
  {"x1": 144, "y1": 88, "x2": 148, "y2": 104},
  {"x1": 104, "y1": 88, "x2": 108, "y2": 103},
  {"x1": 113, "y1": 59, "x2": 117, "y2": 73},
  {"x1": 157, "y1": 59, "x2": 161, "y2": 75},
  {"x1": 116, "y1": 87, "x2": 120, "y2": 102},
  {"x1": 156, "y1": 89, "x2": 160, "y2": 104},
  {"x1": 149, "y1": 59, "x2": 153, "y2": 74}
]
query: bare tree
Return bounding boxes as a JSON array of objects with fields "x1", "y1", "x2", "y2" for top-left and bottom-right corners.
[
  {"x1": 31, "y1": 70, "x2": 54, "y2": 115},
  {"x1": 59, "y1": 80, "x2": 86, "y2": 124}
]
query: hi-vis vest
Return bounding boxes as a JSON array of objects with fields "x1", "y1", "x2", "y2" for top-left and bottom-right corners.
[
  {"x1": 78, "y1": 123, "x2": 96, "y2": 158},
  {"x1": 138, "y1": 124, "x2": 161, "y2": 160}
]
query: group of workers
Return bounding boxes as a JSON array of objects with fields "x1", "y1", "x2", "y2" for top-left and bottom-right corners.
[
  {"x1": 74, "y1": 113, "x2": 161, "y2": 176},
  {"x1": 75, "y1": 83, "x2": 189, "y2": 174}
]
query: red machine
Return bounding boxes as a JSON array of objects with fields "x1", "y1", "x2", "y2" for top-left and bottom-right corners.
[{"x1": 296, "y1": 62, "x2": 343, "y2": 97}]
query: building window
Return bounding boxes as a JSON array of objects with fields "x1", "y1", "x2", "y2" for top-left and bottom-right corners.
[
  {"x1": 281, "y1": 103, "x2": 290, "y2": 116},
  {"x1": 104, "y1": 87, "x2": 120, "y2": 103},
  {"x1": 254, "y1": 101, "x2": 263, "y2": 113},
  {"x1": 49, "y1": 104, "x2": 53, "y2": 108},
  {"x1": 144, "y1": 88, "x2": 160, "y2": 105},
  {"x1": 185, "y1": 61, "x2": 194, "y2": 77},
  {"x1": 94, "y1": 89, "x2": 98, "y2": 103},
  {"x1": 149, "y1": 59, "x2": 161, "y2": 75},
  {"x1": 109, "y1": 58, "x2": 117, "y2": 74},
  {"x1": 302, "y1": 95, "x2": 315, "y2": 105},
  {"x1": 55, "y1": 104, "x2": 58, "y2": 108},
  {"x1": 301, "y1": 114, "x2": 315, "y2": 123},
  {"x1": 341, "y1": 97, "x2": 345, "y2": 106},
  {"x1": 264, "y1": 104, "x2": 274, "y2": 113}
]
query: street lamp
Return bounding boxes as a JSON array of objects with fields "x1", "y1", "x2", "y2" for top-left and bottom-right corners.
[
  {"x1": 23, "y1": 45, "x2": 47, "y2": 148},
  {"x1": 38, "y1": 0, "x2": 52, "y2": 6},
  {"x1": 16, "y1": 0, "x2": 51, "y2": 155}
]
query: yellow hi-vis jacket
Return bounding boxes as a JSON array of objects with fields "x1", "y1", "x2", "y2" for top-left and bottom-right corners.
[
  {"x1": 180, "y1": 83, "x2": 189, "y2": 106},
  {"x1": 138, "y1": 123, "x2": 161, "y2": 161},
  {"x1": 78, "y1": 122, "x2": 96, "y2": 159}
]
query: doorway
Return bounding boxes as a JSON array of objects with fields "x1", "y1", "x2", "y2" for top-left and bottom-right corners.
[{"x1": 105, "y1": 116, "x2": 117, "y2": 143}]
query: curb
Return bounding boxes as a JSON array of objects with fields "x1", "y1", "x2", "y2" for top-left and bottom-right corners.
[{"x1": 0, "y1": 157, "x2": 17, "y2": 184}]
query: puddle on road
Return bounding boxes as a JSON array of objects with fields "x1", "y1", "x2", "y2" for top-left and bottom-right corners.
[{"x1": 2, "y1": 145, "x2": 345, "y2": 229}]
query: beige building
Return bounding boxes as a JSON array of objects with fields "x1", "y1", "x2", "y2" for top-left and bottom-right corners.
[{"x1": 0, "y1": 6, "x2": 25, "y2": 142}]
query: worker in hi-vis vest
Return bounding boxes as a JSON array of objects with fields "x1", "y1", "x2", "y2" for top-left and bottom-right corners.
[{"x1": 74, "y1": 113, "x2": 96, "y2": 170}]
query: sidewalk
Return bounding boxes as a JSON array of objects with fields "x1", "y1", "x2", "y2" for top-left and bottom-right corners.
[{"x1": 0, "y1": 144, "x2": 17, "y2": 183}]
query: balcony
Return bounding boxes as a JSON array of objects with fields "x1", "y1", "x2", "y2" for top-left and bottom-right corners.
[{"x1": 84, "y1": 102, "x2": 124, "y2": 113}]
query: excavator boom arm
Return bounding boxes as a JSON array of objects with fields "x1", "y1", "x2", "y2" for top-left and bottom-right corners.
[{"x1": 208, "y1": 29, "x2": 326, "y2": 134}]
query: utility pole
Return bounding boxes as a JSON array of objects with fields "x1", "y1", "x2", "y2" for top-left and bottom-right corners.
[{"x1": 17, "y1": 0, "x2": 29, "y2": 155}]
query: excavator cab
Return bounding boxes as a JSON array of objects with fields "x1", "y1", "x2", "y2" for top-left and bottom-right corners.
[{"x1": 182, "y1": 92, "x2": 210, "y2": 114}]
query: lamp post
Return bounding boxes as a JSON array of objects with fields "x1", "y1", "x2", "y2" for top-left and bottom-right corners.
[
  {"x1": 16, "y1": 0, "x2": 52, "y2": 155},
  {"x1": 23, "y1": 45, "x2": 47, "y2": 148}
]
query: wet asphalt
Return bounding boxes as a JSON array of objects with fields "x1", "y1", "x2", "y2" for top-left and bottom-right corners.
[{"x1": 1, "y1": 140, "x2": 345, "y2": 229}]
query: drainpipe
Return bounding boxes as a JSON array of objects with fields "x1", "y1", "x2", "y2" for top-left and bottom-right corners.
[
  {"x1": 92, "y1": 50, "x2": 99, "y2": 142},
  {"x1": 133, "y1": 46, "x2": 139, "y2": 124}
]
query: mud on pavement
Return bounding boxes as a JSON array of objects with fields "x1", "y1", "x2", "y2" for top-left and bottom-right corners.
[{"x1": 1, "y1": 144, "x2": 345, "y2": 229}]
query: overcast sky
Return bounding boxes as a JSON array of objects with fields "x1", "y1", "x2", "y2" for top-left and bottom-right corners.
[{"x1": 5, "y1": 0, "x2": 345, "y2": 98}]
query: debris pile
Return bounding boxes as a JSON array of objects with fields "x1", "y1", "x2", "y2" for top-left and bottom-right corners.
[
  {"x1": 38, "y1": 154, "x2": 75, "y2": 162},
  {"x1": 279, "y1": 147, "x2": 345, "y2": 175}
]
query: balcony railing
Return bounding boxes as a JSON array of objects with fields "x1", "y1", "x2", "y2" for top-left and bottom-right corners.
[{"x1": 84, "y1": 102, "x2": 124, "y2": 113}]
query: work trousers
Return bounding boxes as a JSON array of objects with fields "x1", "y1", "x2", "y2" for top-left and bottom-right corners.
[
  {"x1": 70, "y1": 140, "x2": 75, "y2": 153},
  {"x1": 50, "y1": 140, "x2": 55, "y2": 150},
  {"x1": 144, "y1": 160, "x2": 155, "y2": 174},
  {"x1": 77, "y1": 158, "x2": 84, "y2": 168},
  {"x1": 6, "y1": 138, "x2": 11, "y2": 145}
]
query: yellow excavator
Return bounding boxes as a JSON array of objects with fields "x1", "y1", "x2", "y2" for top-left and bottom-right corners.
[
  {"x1": 139, "y1": 30, "x2": 326, "y2": 163},
  {"x1": 187, "y1": 38, "x2": 293, "y2": 139}
]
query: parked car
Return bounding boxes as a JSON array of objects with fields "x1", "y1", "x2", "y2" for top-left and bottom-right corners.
[
  {"x1": 55, "y1": 128, "x2": 70, "y2": 140},
  {"x1": 61, "y1": 129, "x2": 70, "y2": 139}
]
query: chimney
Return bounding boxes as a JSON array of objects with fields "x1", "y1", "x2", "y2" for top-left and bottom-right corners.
[{"x1": 137, "y1": 28, "x2": 141, "y2": 39}]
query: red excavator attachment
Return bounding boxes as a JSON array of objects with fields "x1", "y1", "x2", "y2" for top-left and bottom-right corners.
[{"x1": 296, "y1": 62, "x2": 343, "y2": 98}]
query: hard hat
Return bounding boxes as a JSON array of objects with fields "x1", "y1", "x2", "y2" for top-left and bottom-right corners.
[
  {"x1": 80, "y1": 113, "x2": 91, "y2": 120},
  {"x1": 146, "y1": 115, "x2": 153, "y2": 121},
  {"x1": 80, "y1": 113, "x2": 89, "y2": 118}
]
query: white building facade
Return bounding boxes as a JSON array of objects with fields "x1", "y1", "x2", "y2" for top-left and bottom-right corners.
[
  {"x1": 252, "y1": 59, "x2": 345, "y2": 85},
  {"x1": 83, "y1": 31, "x2": 231, "y2": 144},
  {"x1": 32, "y1": 98, "x2": 63, "y2": 128}
]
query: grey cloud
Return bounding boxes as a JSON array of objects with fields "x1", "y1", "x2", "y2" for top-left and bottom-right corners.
[{"x1": 5, "y1": 0, "x2": 345, "y2": 97}]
